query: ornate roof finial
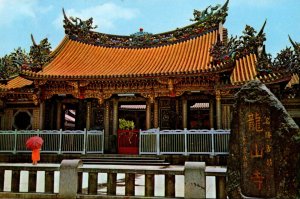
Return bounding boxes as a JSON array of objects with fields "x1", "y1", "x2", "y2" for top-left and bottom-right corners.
[
  {"x1": 62, "y1": 8, "x2": 98, "y2": 38},
  {"x1": 257, "y1": 19, "x2": 267, "y2": 37},
  {"x1": 288, "y1": 35, "x2": 299, "y2": 51},
  {"x1": 191, "y1": 0, "x2": 229, "y2": 25},
  {"x1": 31, "y1": 34, "x2": 37, "y2": 46}
]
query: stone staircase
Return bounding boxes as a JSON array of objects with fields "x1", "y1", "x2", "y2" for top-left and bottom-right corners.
[{"x1": 80, "y1": 155, "x2": 170, "y2": 166}]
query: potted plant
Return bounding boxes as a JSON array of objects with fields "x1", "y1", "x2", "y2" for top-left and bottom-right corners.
[{"x1": 118, "y1": 118, "x2": 138, "y2": 154}]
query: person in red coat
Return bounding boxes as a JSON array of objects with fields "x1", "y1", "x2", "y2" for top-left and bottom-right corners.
[{"x1": 32, "y1": 148, "x2": 40, "y2": 165}]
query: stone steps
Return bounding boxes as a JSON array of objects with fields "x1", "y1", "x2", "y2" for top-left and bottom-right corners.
[{"x1": 80, "y1": 155, "x2": 170, "y2": 166}]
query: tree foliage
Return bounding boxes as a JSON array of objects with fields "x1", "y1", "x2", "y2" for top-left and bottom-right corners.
[{"x1": 0, "y1": 38, "x2": 51, "y2": 79}]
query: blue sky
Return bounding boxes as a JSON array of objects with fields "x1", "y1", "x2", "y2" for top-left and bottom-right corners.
[{"x1": 0, "y1": 0, "x2": 299, "y2": 57}]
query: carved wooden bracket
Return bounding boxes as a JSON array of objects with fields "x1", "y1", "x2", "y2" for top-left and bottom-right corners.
[
  {"x1": 141, "y1": 92, "x2": 158, "y2": 103},
  {"x1": 33, "y1": 80, "x2": 47, "y2": 88},
  {"x1": 79, "y1": 80, "x2": 90, "y2": 88},
  {"x1": 84, "y1": 90, "x2": 112, "y2": 104},
  {"x1": 32, "y1": 94, "x2": 39, "y2": 106},
  {"x1": 157, "y1": 78, "x2": 182, "y2": 97},
  {"x1": 66, "y1": 81, "x2": 79, "y2": 97}
]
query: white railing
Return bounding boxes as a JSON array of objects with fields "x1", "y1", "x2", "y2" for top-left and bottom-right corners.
[
  {"x1": 0, "y1": 129, "x2": 104, "y2": 154},
  {"x1": 139, "y1": 128, "x2": 230, "y2": 156}
]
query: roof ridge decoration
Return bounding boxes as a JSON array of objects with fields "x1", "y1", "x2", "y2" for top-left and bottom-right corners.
[
  {"x1": 25, "y1": 34, "x2": 52, "y2": 72},
  {"x1": 62, "y1": 0, "x2": 229, "y2": 48},
  {"x1": 257, "y1": 35, "x2": 300, "y2": 78},
  {"x1": 210, "y1": 20, "x2": 267, "y2": 70}
]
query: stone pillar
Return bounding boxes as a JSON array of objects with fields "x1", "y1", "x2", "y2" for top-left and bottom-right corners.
[
  {"x1": 39, "y1": 101, "x2": 45, "y2": 130},
  {"x1": 146, "y1": 99, "x2": 151, "y2": 129},
  {"x1": 209, "y1": 99, "x2": 214, "y2": 129},
  {"x1": 154, "y1": 99, "x2": 159, "y2": 128},
  {"x1": 59, "y1": 159, "x2": 82, "y2": 199},
  {"x1": 86, "y1": 102, "x2": 91, "y2": 130},
  {"x1": 104, "y1": 101, "x2": 110, "y2": 151},
  {"x1": 57, "y1": 101, "x2": 62, "y2": 130},
  {"x1": 184, "y1": 162, "x2": 206, "y2": 199},
  {"x1": 216, "y1": 90, "x2": 222, "y2": 129},
  {"x1": 112, "y1": 99, "x2": 118, "y2": 135},
  {"x1": 182, "y1": 97, "x2": 188, "y2": 129}
]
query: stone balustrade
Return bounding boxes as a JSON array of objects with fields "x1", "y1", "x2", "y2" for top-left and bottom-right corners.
[{"x1": 0, "y1": 160, "x2": 227, "y2": 199}]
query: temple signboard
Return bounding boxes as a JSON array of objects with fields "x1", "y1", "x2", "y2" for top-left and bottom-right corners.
[{"x1": 240, "y1": 107, "x2": 275, "y2": 197}]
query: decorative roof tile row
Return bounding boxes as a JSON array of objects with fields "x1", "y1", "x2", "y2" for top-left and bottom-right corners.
[
  {"x1": 23, "y1": 30, "x2": 220, "y2": 79},
  {"x1": 230, "y1": 53, "x2": 289, "y2": 85}
]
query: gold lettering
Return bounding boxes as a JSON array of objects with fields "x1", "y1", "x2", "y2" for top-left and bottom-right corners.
[
  {"x1": 251, "y1": 144, "x2": 263, "y2": 158},
  {"x1": 265, "y1": 131, "x2": 272, "y2": 139},
  {"x1": 266, "y1": 158, "x2": 273, "y2": 167},
  {"x1": 247, "y1": 112, "x2": 255, "y2": 131},
  {"x1": 265, "y1": 117, "x2": 270, "y2": 125},
  {"x1": 266, "y1": 144, "x2": 272, "y2": 153},
  {"x1": 251, "y1": 170, "x2": 264, "y2": 191},
  {"x1": 255, "y1": 113, "x2": 263, "y2": 132}
]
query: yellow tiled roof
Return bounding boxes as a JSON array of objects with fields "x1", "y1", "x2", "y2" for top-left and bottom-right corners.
[
  {"x1": 230, "y1": 53, "x2": 288, "y2": 85},
  {"x1": 23, "y1": 30, "x2": 224, "y2": 79},
  {"x1": 231, "y1": 54, "x2": 257, "y2": 85},
  {"x1": 0, "y1": 76, "x2": 32, "y2": 91}
]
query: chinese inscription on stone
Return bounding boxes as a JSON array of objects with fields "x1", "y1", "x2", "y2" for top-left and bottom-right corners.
[{"x1": 241, "y1": 106, "x2": 275, "y2": 197}]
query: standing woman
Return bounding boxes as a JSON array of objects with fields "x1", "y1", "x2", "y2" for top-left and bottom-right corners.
[
  {"x1": 32, "y1": 148, "x2": 40, "y2": 165},
  {"x1": 26, "y1": 136, "x2": 43, "y2": 165}
]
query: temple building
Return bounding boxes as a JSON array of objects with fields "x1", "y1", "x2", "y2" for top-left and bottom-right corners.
[{"x1": 0, "y1": 0, "x2": 299, "y2": 153}]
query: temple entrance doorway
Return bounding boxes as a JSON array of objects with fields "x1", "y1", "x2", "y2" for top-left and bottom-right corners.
[
  {"x1": 117, "y1": 101, "x2": 146, "y2": 154},
  {"x1": 63, "y1": 104, "x2": 77, "y2": 130},
  {"x1": 188, "y1": 101, "x2": 210, "y2": 129}
]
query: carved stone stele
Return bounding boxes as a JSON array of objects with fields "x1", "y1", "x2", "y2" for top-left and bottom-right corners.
[{"x1": 227, "y1": 80, "x2": 300, "y2": 198}]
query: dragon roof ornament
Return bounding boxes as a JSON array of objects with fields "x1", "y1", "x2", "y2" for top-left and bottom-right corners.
[{"x1": 62, "y1": 0, "x2": 229, "y2": 48}]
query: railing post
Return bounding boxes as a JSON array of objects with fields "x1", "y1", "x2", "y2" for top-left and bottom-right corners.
[
  {"x1": 139, "y1": 129, "x2": 141, "y2": 155},
  {"x1": 102, "y1": 130, "x2": 105, "y2": 153},
  {"x1": 11, "y1": 170, "x2": 20, "y2": 192},
  {"x1": 216, "y1": 176, "x2": 226, "y2": 199},
  {"x1": 59, "y1": 159, "x2": 82, "y2": 199},
  {"x1": 77, "y1": 172, "x2": 83, "y2": 194},
  {"x1": 184, "y1": 128, "x2": 188, "y2": 156},
  {"x1": 59, "y1": 129, "x2": 62, "y2": 154},
  {"x1": 184, "y1": 162, "x2": 206, "y2": 199},
  {"x1": 156, "y1": 128, "x2": 160, "y2": 155},
  {"x1": 165, "y1": 174, "x2": 175, "y2": 197},
  {"x1": 0, "y1": 169, "x2": 4, "y2": 192},
  {"x1": 83, "y1": 128, "x2": 87, "y2": 154},
  {"x1": 145, "y1": 174, "x2": 154, "y2": 196},
  {"x1": 107, "y1": 173, "x2": 117, "y2": 195},
  {"x1": 125, "y1": 173, "x2": 135, "y2": 196},
  {"x1": 28, "y1": 170, "x2": 37, "y2": 192},
  {"x1": 13, "y1": 129, "x2": 17, "y2": 154},
  {"x1": 45, "y1": 171, "x2": 54, "y2": 193},
  {"x1": 211, "y1": 128, "x2": 215, "y2": 156},
  {"x1": 88, "y1": 172, "x2": 98, "y2": 194}
]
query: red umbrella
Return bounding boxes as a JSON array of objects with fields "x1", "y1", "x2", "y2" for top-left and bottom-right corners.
[{"x1": 26, "y1": 136, "x2": 43, "y2": 150}]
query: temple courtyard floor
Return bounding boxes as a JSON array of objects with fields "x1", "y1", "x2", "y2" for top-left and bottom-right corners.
[{"x1": 2, "y1": 163, "x2": 217, "y2": 198}]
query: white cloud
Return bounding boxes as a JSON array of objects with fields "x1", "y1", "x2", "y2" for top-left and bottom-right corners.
[
  {"x1": 230, "y1": 0, "x2": 286, "y2": 7},
  {"x1": 0, "y1": 0, "x2": 38, "y2": 25},
  {"x1": 0, "y1": 0, "x2": 52, "y2": 25},
  {"x1": 53, "y1": 3, "x2": 139, "y2": 32}
]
